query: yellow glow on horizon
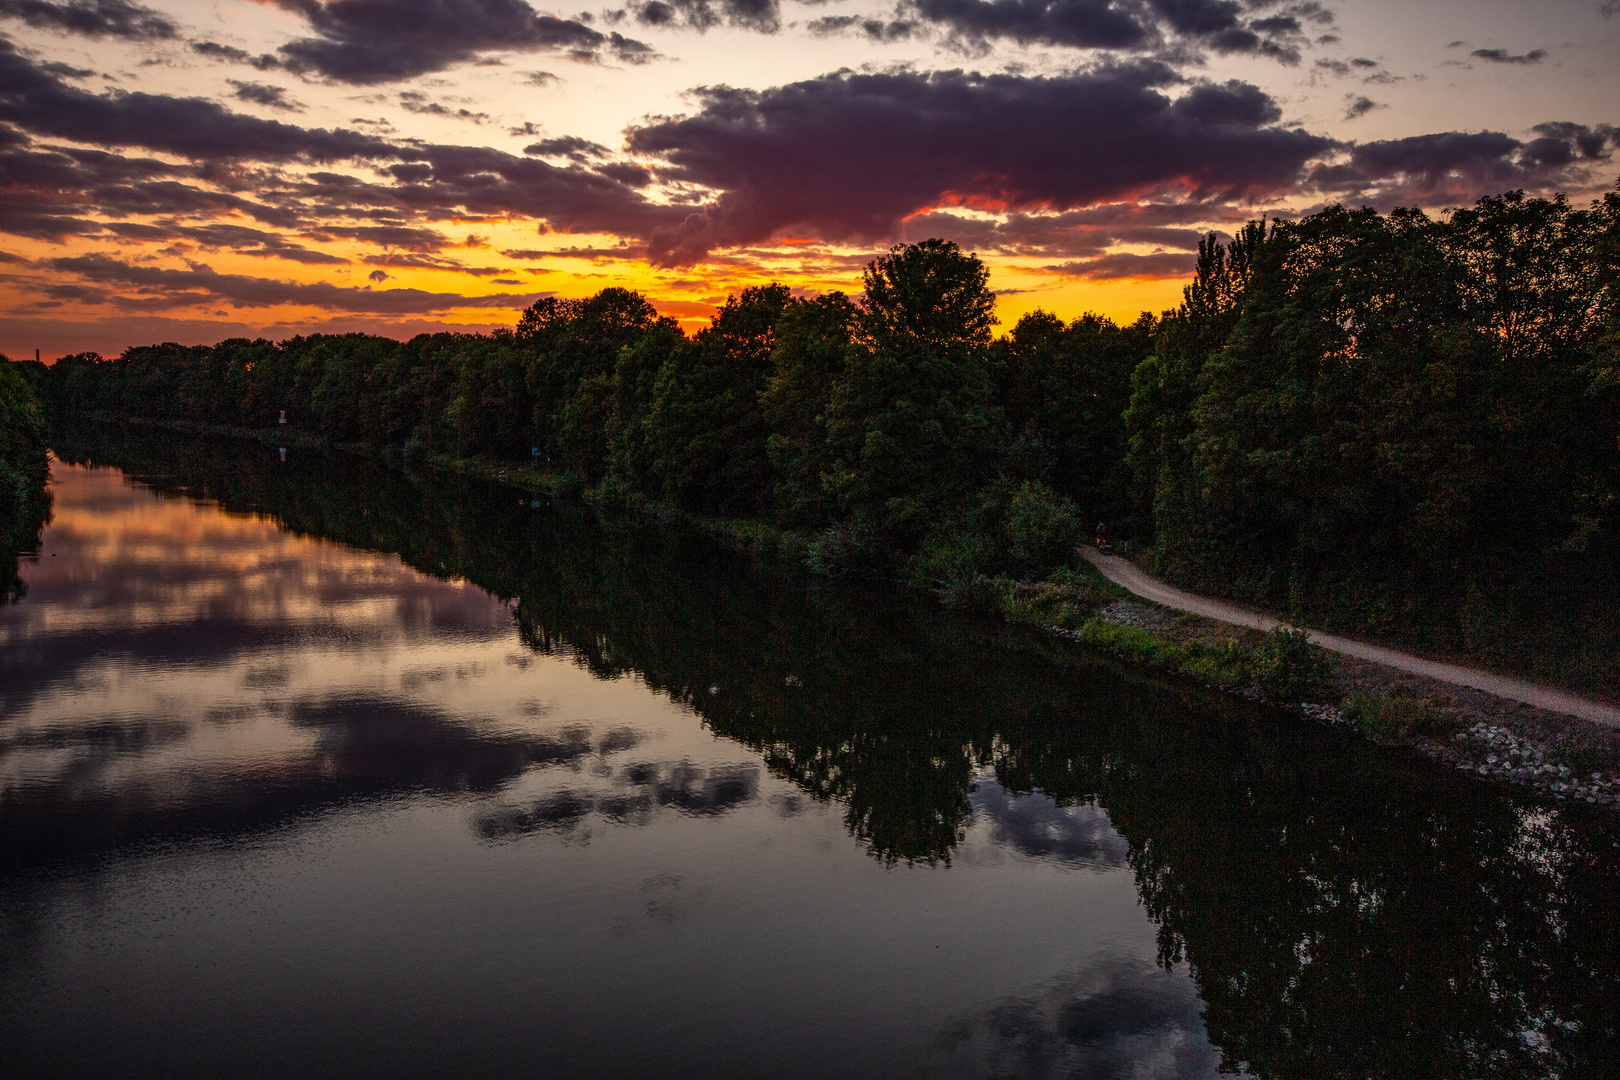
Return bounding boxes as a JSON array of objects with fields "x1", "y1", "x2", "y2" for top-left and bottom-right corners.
[{"x1": 4, "y1": 213, "x2": 1196, "y2": 357}]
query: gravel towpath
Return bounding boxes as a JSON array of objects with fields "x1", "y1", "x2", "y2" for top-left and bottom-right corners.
[{"x1": 1081, "y1": 548, "x2": 1620, "y2": 728}]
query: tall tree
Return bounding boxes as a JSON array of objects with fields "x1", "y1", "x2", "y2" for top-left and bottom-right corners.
[{"x1": 827, "y1": 239, "x2": 998, "y2": 547}]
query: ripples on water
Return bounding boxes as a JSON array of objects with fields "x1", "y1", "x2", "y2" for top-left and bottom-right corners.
[{"x1": 1, "y1": 428, "x2": 1616, "y2": 1079}]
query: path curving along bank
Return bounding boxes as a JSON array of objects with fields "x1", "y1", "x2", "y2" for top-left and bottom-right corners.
[{"x1": 1081, "y1": 548, "x2": 1620, "y2": 729}]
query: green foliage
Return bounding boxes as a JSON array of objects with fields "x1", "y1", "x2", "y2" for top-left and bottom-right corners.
[
  {"x1": 1127, "y1": 189, "x2": 1620, "y2": 646},
  {"x1": 907, "y1": 479, "x2": 1082, "y2": 592},
  {"x1": 1078, "y1": 620, "x2": 1250, "y2": 685},
  {"x1": 1250, "y1": 627, "x2": 1338, "y2": 705},
  {"x1": 0, "y1": 358, "x2": 46, "y2": 490},
  {"x1": 38, "y1": 191, "x2": 1620, "y2": 686},
  {"x1": 645, "y1": 285, "x2": 790, "y2": 515},
  {"x1": 993, "y1": 568, "x2": 1110, "y2": 630},
  {"x1": 1343, "y1": 690, "x2": 1452, "y2": 742},
  {"x1": 1002, "y1": 479, "x2": 1082, "y2": 572},
  {"x1": 1078, "y1": 619, "x2": 1337, "y2": 704},
  {"x1": 826, "y1": 239, "x2": 998, "y2": 547},
  {"x1": 994, "y1": 308, "x2": 1155, "y2": 520},
  {"x1": 761, "y1": 292, "x2": 857, "y2": 527},
  {"x1": 910, "y1": 528, "x2": 995, "y2": 591}
]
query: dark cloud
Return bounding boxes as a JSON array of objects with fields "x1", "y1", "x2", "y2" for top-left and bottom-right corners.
[
  {"x1": 604, "y1": 31, "x2": 660, "y2": 63},
  {"x1": 1528, "y1": 120, "x2": 1616, "y2": 162},
  {"x1": 304, "y1": 224, "x2": 451, "y2": 250},
  {"x1": 1471, "y1": 47, "x2": 1546, "y2": 64},
  {"x1": 900, "y1": 0, "x2": 1319, "y2": 59},
  {"x1": 47, "y1": 252, "x2": 541, "y2": 313},
  {"x1": 0, "y1": 43, "x2": 675, "y2": 245},
  {"x1": 360, "y1": 252, "x2": 515, "y2": 275},
  {"x1": 897, "y1": 206, "x2": 1211, "y2": 257},
  {"x1": 1311, "y1": 123, "x2": 1617, "y2": 204},
  {"x1": 374, "y1": 142, "x2": 684, "y2": 236},
  {"x1": 0, "y1": 135, "x2": 317, "y2": 239},
  {"x1": 806, "y1": 14, "x2": 919, "y2": 41},
  {"x1": 905, "y1": 0, "x2": 1150, "y2": 50},
  {"x1": 1045, "y1": 250, "x2": 1199, "y2": 279},
  {"x1": 0, "y1": 39, "x2": 396, "y2": 162},
  {"x1": 524, "y1": 134, "x2": 612, "y2": 160},
  {"x1": 229, "y1": 80, "x2": 302, "y2": 112},
  {"x1": 103, "y1": 220, "x2": 349, "y2": 263},
  {"x1": 397, "y1": 90, "x2": 490, "y2": 124},
  {"x1": 626, "y1": 64, "x2": 1331, "y2": 263},
  {"x1": 0, "y1": 0, "x2": 174, "y2": 39},
  {"x1": 629, "y1": 0, "x2": 780, "y2": 33},
  {"x1": 269, "y1": 0, "x2": 653, "y2": 84},
  {"x1": 1343, "y1": 94, "x2": 1381, "y2": 120},
  {"x1": 191, "y1": 40, "x2": 283, "y2": 70},
  {"x1": 500, "y1": 244, "x2": 646, "y2": 259}
]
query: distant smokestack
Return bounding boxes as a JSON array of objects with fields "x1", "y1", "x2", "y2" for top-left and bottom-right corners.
[{"x1": 36, "y1": 349, "x2": 40, "y2": 362}]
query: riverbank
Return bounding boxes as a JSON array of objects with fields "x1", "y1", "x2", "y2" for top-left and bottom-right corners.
[
  {"x1": 74, "y1": 414, "x2": 1620, "y2": 808},
  {"x1": 1075, "y1": 593, "x2": 1620, "y2": 808}
]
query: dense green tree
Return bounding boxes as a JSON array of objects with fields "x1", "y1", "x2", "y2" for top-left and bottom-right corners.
[
  {"x1": 994, "y1": 308, "x2": 1154, "y2": 523},
  {"x1": 645, "y1": 284, "x2": 791, "y2": 515},
  {"x1": 607, "y1": 322, "x2": 687, "y2": 491},
  {"x1": 35, "y1": 197, "x2": 1620, "y2": 665},
  {"x1": 761, "y1": 292, "x2": 858, "y2": 527},
  {"x1": 309, "y1": 334, "x2": 398, "y2": 442},
  {"x1": 1127, "y1": 191, "x2": 1620, "y2": 648},
  {"x1": 445, "y1": 332, "x2": 534, "y2": 459},
  {"x1": 518, "y1": 288, "x2": 668, "y2": 464},
  {"x1": 826, "y1": 239, "x2": 999, "y2": 547}
]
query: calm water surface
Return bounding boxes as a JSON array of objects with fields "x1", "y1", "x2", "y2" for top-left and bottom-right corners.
[{"x1": 2, "y1": 430, "x2": 1617, "y2": 1079}]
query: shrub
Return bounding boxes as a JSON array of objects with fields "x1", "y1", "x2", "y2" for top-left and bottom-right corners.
[
  {"x1": 910, "y1": 527, "x2": 994, "y2": 590},
  {"x1": 1003, "y1": 480, "x2": 1082, "y2": 573},
  {"x1": 1251, "y1": 627, "x2": 1338, "y2": 704}
]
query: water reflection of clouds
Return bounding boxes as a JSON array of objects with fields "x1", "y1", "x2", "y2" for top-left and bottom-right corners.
[
  {"x1": 475, "y1": 761, "x2": 761, "y2": 840},
  {"x1": 0, "y1": 464, "x2": 509, "y2": 634},
  {"x1": 0, "y1": 464, "x2": 709, "y2": 871},
  {"x1": 931, "y1": 957, "x2": 1226, "y2": 1080},
  {"x1": 0, "y1": 691, "x2": 623, "y2": 868},
  {"x1": 971, "y1": 780, "x2": 1132, "y2": 871}
]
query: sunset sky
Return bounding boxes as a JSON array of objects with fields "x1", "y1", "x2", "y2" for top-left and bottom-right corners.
[{"x1": 1, "y1": 0, "x2": 1616, "y2": 357}]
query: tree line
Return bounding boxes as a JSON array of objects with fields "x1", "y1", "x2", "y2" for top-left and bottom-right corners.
[
  {"x1": 40, "y1": 238, "x2": 1147, "y2": 585},
  {"x1": 29, "y1": 185, "x2": 1620, "y2": 656}
]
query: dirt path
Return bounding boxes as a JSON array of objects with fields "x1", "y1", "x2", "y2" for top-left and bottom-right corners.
[{"x1": 1082, "y1": 549, "x2": 1620, "y2": 728}]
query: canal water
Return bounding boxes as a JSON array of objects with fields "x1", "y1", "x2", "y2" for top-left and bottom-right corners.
[{"x1": 2, "y1": 429, "x2": 1616, "y2": 1078}]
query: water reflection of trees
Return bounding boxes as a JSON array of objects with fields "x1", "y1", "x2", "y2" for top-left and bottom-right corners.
[
  {"x1": 0, "y1": 456, "x2": 49, "y2": 604},
  {"x1": 52, "y1": 426, "x2": 1620, "y2": 1078}
]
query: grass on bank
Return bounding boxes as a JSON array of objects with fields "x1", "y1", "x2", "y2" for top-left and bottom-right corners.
[{"x1": 1078, "y1": 620, "x2": 1339, "y2": 705}]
